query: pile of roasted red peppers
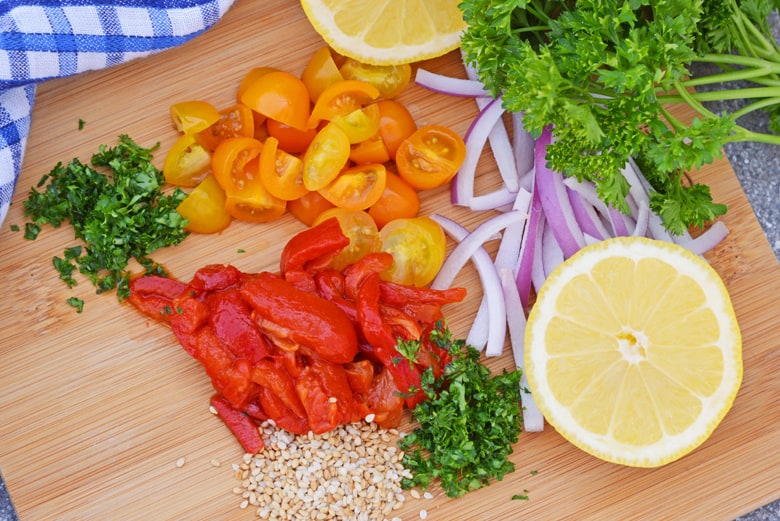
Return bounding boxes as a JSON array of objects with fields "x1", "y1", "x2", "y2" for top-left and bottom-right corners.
[{"x1": 128, "y1": 217, "x2": 466, "y2": 451}]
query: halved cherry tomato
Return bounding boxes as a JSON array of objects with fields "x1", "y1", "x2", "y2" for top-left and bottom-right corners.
[
  {"x1": 313, "y1": 208, "x2": 381, "y2": 270},
  {"x1": 368, "y1": 171, "x2": 420, "y2": 228},
  {"x1": 308, "y1": 80, "x2": 380, "y2": 128},
  {"x1": 258, "y1": 137, "x2": 308, "y2": 201},
  {"x1": 318, "y1": 163, "x2": 387, "y2": 211},
  {"x1": 267, "y1": 118, "x2": 317, "y2": 154},
  {"x1": 301, "y1": 46, "x2": 344, "y2": 103},
  {"x1": 195, "y1": 103, "x2": 255, "y2": 152},
  {"x1": 236, "y1": 66, "x2": 278, "y2": 103},
  {"x1": 287, "y1": 190, "x2": 335, "y2": 226},
  {"x1": 349, "y1": 134, "x2": 391, "y2": 164},
  {"x1": 379, "y1": 216, "x2": 447, "y2": 287},
  {"x1": 224, "y1": 159, "x2": 287, "y2": 222},
  {"x1": 302, "y1": 123, "x2": 351, "y2": 191},
  {"x1": 170, "y1": 100, "x2": 220, "y2": 135},
  {"x1": 330, "y1": 103, "x2": 380, "y2": 144},
  {"x1": 396, "y1": 124, "x2": 466, "y2": 190},
  {"x1": 339, "y1": 59, "x2": 412, "y2": 99},
  {"x1": 240, "y1": 70, "x2": 311, "y2": 130},
  {"x1": 163, "y1": 134, "x2": 212, "y2": 187},
  {"x1": 211, "y1": 137, "x2": 262, "y2": 193},
  {"x1": 376, "y1": 99, "x2": 417, "y2": 158},
  {"x1": 176, "y1": 174, "x2": 232, "y2": 234}
]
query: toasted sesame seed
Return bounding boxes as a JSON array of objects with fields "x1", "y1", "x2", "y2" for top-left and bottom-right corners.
[{"x1": 175, "y1": 457, "x2": 186, "y2": 468}]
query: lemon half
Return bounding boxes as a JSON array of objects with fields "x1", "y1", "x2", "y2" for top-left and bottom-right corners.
[
  {"x1": 299, "y1": 0, "x2": 466, "y2": 65},
  {"x1": 524, "y1": 236, "x2": 742, "y2": 467}
]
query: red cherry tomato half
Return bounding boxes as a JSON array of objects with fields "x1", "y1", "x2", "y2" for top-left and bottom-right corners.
[{"x1": 396, "y1": 124, "x2": 466, "y2": 190}]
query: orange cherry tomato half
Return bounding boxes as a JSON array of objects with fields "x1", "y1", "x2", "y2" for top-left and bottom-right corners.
[
  {"x1": 379, "y1": 216, "x2": 447, "y2": 287},
  {"x1": 267, "y1": 118, "x2": 317, "y2": 154},
  {"x1": 176, "y1": 174, "x2": 232, "y2": 234},
  {"x1": 287, "y1": 190, "x2": 335, "y2": 226},
  {"x1": 308, "y1": 79, "x2": 380, "y2": 128},
  {"x1": 338, "y1": 59, "x2": 412, "y2": 99},
  {"x1": 170, "y1": 100, "x2": 220, "y2": 135},
  {"x1": 302, "y1": 123, "x2": 351, "y2": 191},
  {"x1": 195, "y1": 103, "x2": 255, "y2": 152},
  {"x1": 318, "y1": 163, "x2": 387, "y2": 211},
  {"x1": 224, "y1": 179, "x2": 287, "y2": 223},
  {"x1": 258, "y1": 136, "x2": 308, "y2": 201},
  {"x1": 211, "y1": 137, "x2": 263, "y2": 193},
  {"x1": 163, "y1": 134, "x2": 212, "y2": 187},
  {"x1": 349, "y1": 133, "x2": 391, "y2": 165},
  {"x1": 301, "y1": 46, "x2": 344, "y2": 103},
  {"x1": 330, "y1": 103, "x2": 381, "y2": 144},
  {"x1": 236, "y1": 66, "x2": 279, "y2": 102},
  {"x1": 376, "y1": 99, "x2": 417, "y2": 158},
  {"x1": 313, "y1": 208, "x2": 381, "y2": 270},
  {"x1": 368, "y1": 171, "x2": 420, "y2": 228},
  {"x1": 396, "y1": 124, "x2": 466, "y2": 190},
  {"x1": 240, "y1": 70, "x2": 311, "y2": 130}
]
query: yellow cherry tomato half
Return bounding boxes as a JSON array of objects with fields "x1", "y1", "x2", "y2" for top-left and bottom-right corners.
[
  {"x1": 163, "y1": 133, "x2": 212, "y2": 187},
  {"x1": 338, "y1": 59, "x2": 412, "y2": 99},
  {"x1": 330, "y1": 103, "x2": 381, "y2": 144},
  {"x1": 301, "y1": 46, "x2": 344, "y2": 103},
  {"x1": 302, "y1": 123, "x2": 351, "y2": 191},
  {"x1": 313, "y1": 208, "x2": 381, "y2": 270},
  {"x1": 318, "y1": 163, "x2": 387, "y2": 211},
  {"x1": 170, "y1": 100, "x2": 220, "y2": 135},
  {"x1": 259, "y1": 136, "x2": 308, "y2": 201},
  {"x1": 396, "y1": 124, "x2": 466, "y2": 190},
  {"x1": 308, "y1": 79, "x2": 380, "y2": 128},
  {"x1": 368, "y1": 171, "x2": 420, "y2": 229},
  {"x1": 379, "y1": 216, "x2": 447, "y2": 287},
  {"x1": 176, "y1": 174, "x2": 232, "y2": 234},
  {"x1": 288, "y1": 190, "x2": 335, "y2": 226},
  {"x1": 240, "y1": 70, "x2": 311, "y2": 130}
]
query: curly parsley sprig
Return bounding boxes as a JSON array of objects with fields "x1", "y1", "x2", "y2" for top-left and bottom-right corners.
[
  {"x1": 24, "y1": 135, "x2": 188, "y2": 303},
  {"x1": 460, "y1": 0, "x2": 780, "y2": 234},
  {"x1": 398, "y1": 323, "x2": 523, "y2": 498}
]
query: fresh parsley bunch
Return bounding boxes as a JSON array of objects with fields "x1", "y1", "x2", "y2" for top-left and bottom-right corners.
[
  {"x1": 398, "y1": 324, "x2": 523, "y2": 498},
  {"x1": 460, "y1": 0, "x2": 780, "y2": 234}
]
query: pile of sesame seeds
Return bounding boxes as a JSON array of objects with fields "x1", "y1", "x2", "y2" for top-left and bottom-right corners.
[{"x1": 232, "y1": 419, "x2": 425, "y2": 520}]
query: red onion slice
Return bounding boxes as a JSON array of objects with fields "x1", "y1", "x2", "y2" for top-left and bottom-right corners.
[{"x1": 415, "y1": 68, "x2": 490, "y2": 97}]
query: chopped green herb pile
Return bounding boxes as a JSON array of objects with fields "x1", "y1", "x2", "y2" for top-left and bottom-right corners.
[
  {"x1": 23, "y1": 135, "x2": 189, "y2": 301},
  {"x1": 398, "y1": 324, "x2": 523, "y2": 498},
  {"x1": 459, "y1": 0, "x2": 780, "y2": 234}
]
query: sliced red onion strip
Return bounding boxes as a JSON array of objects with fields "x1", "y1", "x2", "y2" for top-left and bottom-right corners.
[
  {"x1": 414, "y1": 68, "x2": 490, "y2": 97},
  {"x1": 632, "y1": 201, "x2": 650, "y2": 237},
  {"x1": 467, "y1": 298, "x2": 490, "y2": 352},
  {"x1": 495, "y1": 188, "x2": 533, "y2": 272},
  {"x1": 430, "y1": 213, "x2": 516, "y2": 357},
  {"x1": 674, "y1": 220, "x2": 730, "y2": 255},
  {"x1": 620, "y1": 160, "x2": 675, "y2": 242},
  {"x1": 608, "y1": 207, "x2": 630, "y2": 236},
  {"x1": 567, "y1": 186, "x2": 609, "y2": 241},
  {"x1": 453, "y1": 98, "x2": 506, "y2": 206},
  {"x1": 541, "y1": 220, "x2": 565, "y2": 277},
  {"x1": 512, "y1": 112, "x2": 535, "y2": 181},
  {"x1": 516, "y1": 189, "x2": 543, "y2": 309},
  {"x1": 534, "y1": 129, "x2": 586, "y2": 257},
  {"x1": 468, "y1": 186, "x2": 518, "y2": 211},
  {"x1": 530, "y1": 212, "x2": 547, "y2": 295},
  {"x1": 499, "y1": 268, "x2": 544, "y2": 432}
]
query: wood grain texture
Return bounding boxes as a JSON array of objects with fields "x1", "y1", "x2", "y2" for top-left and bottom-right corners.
[{"x1": 1, "y1": 1, "x2": 779, "y2": 520}]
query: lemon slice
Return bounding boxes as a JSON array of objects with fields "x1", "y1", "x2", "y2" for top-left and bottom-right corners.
[
  {"x1": 299, "y1": 0, "x2": 466, "y2": 65},
  {"x1": 524, "y1": 236, "x2": 742, "y2": 467}
]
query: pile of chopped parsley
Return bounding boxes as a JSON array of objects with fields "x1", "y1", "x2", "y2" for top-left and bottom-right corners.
[{"x1": 23, "y1": 135, "x2": 189, "y2": 305}]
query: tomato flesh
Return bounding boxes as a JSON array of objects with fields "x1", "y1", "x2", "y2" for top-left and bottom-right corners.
[
  {"x1": 379, "y1": 216, "x2": 447, "y2": 287},
  {"x1": 259, "y1": 137, "x2": 308, "y2": 201},
  {"x1": 396, "y1": 125, "x2": 467, "y2": 190},
  {"x1": 308, "y1": 80, "x2": 380, "y2": 128},
  {"x1": 318, "y1": 163, "x2": 387, "y2": 211},
  {"x1": 164, "y1": 134, "x2": 212, "y2": 187},
  {"x1": 339, "y1": 59, "x2": 411, "y2": 99},
  {"x1": 302, "y1": 123, "x2": 351, "y2": 191}
]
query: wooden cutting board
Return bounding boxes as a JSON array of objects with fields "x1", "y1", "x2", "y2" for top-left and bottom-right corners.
[{"x1": 1, "y1": 2, "x2": 779, "y2": 520}]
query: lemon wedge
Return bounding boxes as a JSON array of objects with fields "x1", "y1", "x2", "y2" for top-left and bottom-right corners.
[
  {"x1": 524, "y1": 236, "x2": 742, "y2": 467},
  {"x1": 299, "y1": 0, "x2": 466, "y2": 65}
]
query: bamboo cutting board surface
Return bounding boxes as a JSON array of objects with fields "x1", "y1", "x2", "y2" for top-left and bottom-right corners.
[{"x1": 2, "y1": 2, "x2": 779, "y2": 520}]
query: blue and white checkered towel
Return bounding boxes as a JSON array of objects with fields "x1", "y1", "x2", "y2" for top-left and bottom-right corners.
[{"x1": 0, "y1": 0, "x2": 236, "y2": 227}]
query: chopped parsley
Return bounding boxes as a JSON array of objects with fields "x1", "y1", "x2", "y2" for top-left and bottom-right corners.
[
  {"x1": 398, "y1": 323, "x2": 523, "y2": 498},
  {"x1": 66, "y1": 297, "x2": 84, "y2": 313},
  {"x1": 23, "y1": 135, "x2": 189, "y2": 302}
]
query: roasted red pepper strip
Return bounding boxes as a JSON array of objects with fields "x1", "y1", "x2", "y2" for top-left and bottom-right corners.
[
  {"x1": 251, "y1": 359, "x2": 308, "y2": 420},
  {"x1": 210, "y1": 394, "x2": 264, "y2": 454},
  {"x1": 379, "y1": 281, "x2": 467, "y2": 327},
  {"x1": 313, "y1": 269, "x2": 358, "y2": 324},
  {"x1": 295, "y1": 359, "x2": 354, "y2": 434},
  {"x1": 368, "y1": 366, "x2": 405, "y2": 429},
  {"x1": 190, "y1": 264, "x2": 243, "y2": 292},
  {"x1": 257, "y1": 385, "x2": 311, "y2": 434},
  {"x1": 356, "y1": 272, "x2": 425, "y2": 409},
  {"x1": 192, "y1": 327, "x2": 255, "y2": 409},
  {"x1": 127, "y1": 275, "x2": 187, "y2": 322},
  {"x1": 280, "y1": 217, "x2": 350, "y2": 275},
  {"x1": 206, "y1": 290, "x2": 271, "y2": 364},
  {"x1": 169, "y1": 294, "x2": 210, "y2": 356},
  {"x1": 343, "y1": 252, "x2": 394, "y2": 300},
  {"x1": 241, "y1": 272, "x2": 358, "y2": 364}
]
